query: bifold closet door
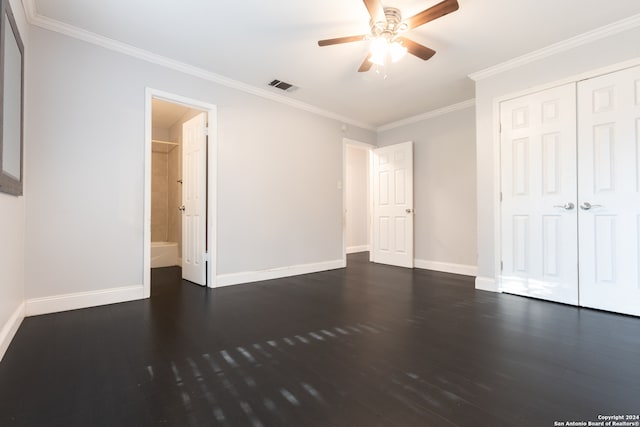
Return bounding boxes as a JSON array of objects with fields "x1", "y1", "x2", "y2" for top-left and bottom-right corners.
[
  {"x1": 577, "y1": 65, "x2": 640, "y2": 317},
  {"x1": 500, "y1": 83, "x2": 579, "y2": 305}
]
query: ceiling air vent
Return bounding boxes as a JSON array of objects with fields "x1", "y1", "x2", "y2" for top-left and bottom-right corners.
[{"x1": 268, "y1": 79, "x2": 298, "y2": 92}]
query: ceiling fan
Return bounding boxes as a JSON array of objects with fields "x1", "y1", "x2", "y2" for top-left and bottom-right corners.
[{"x1": 318, "y1": 0, "x2": 459, "y2": 72}]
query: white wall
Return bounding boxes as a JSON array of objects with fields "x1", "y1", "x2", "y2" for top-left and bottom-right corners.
[
  {"x1": 377, "y1": 106, "x2": 477, "y2": 274},
  {"x1": 474, "y1": 26, "x2": 640, "y2": 290},
  {"x1": 0, "y1": 0, "x2": 29, "y2": 361},
  {"x1": 0, "y1": 192, "x2": 25, "y2": 359},
  {"x1": 345, "y1": 144, "x2": 369, "y2": 252},
  {"x1": 24, "y1": 26, "x2": 375, "y2": 300}
]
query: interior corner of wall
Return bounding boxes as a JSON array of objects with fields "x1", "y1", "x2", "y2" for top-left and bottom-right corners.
[{"x1": 0, "y1": 301, "x2": 25, "y2": 363}]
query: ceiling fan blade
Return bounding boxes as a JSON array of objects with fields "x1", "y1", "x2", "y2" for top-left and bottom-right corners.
[
  {"x1": 406, "y1": 0, "x2": 459, "y2": 30},
  {"x1": 398, "y1": 37, "x2": 436, "y2": 61},
  {"x1": 362, "y1": 0, "x2": 384, "y2": 22},
  {"x1": 358, "y1": 54, "x2": 373, "y2": 72},
  {"x1": 318, "y1": 35, "x2": 368, "y2": 46}
]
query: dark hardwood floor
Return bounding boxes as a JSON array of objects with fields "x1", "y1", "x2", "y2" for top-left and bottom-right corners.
[{"x1": 1, "y1": 252, "x2": 639, "y2": 426}]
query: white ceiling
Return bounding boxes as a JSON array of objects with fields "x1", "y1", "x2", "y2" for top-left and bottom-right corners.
[{"x1": 31, "y1": 0, "x2": 640, "y2": 128}]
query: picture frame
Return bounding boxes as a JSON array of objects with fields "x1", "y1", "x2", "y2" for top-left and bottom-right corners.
[{"x1": 0, "y1": 0, "x2": 24, "y2": 196}]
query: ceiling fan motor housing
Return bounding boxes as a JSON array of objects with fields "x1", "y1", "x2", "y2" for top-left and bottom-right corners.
[{"x1": 371, "y1": 7, "x2": 408, "y2": 41}]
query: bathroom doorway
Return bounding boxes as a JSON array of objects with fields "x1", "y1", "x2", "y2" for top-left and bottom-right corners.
[{"x1": 144, "y1": 90, "x2": 217, "y2": 298}]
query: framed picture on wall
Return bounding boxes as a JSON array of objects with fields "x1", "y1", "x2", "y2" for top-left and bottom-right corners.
[{"x1": 0, "y1": 0, "x2": 24, "y2": 196}]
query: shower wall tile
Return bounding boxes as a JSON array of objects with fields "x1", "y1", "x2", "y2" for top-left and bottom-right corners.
[{"x1": 151, "y1": 152, "x2": 169, "y2": 242}]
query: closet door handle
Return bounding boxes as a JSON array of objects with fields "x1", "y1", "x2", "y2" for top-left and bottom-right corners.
[
  {"x1": 178, "y1": 205, "x2": 186, "y2": 212},
  {"x1": 553, "y1": 203, "x2": 575, "y2": 210},
  {"x1": 579, "y1": 202, "x2": 603, "y2": 211}
]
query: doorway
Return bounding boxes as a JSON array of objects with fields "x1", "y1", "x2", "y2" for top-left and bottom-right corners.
[
  {"x1": 144, "y1": 89, "x2": 217, "y2": 298},
  {"x1": 343, "y1": 139, "x2": 415, "y2": 268},
  {"x1": 344, "y1": 139, "x2": 372, "y2": 264}
]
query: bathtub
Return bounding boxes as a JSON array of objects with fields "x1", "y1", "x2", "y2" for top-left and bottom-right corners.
[{"x1": 151, "y1": 241, "x2": 180, "y2": 268}]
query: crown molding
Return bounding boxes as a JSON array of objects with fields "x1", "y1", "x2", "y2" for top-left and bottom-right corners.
[
  {"x1": 376, "y1": 98, "x2": 475, "y2": 132},
  {"x1": 21, "y1": 0, "x2": 36, "y2": 21},
  {"x1": 469, "y1": 12, "x2": 640, "y2": 82},
  {"x1": 21, "y1": 0, "x2": 376, "y2": 131}
]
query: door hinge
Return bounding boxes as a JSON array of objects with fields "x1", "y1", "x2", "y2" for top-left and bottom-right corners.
[
  {"x1": 500, "y1": 192, "x2": 503, "y2": 202},
  {"x1": 204, "y1": 127, "x2": 209, "y2": 136},
  {"x1": 500, "y1": 261, "x2": 503, "y2": 271},
  {"x1": 499, "y1": 122, "x2": 502, "y2": 133},
  {"x1": 203, "y1": 252, "x2": 209, "y2": 262}
]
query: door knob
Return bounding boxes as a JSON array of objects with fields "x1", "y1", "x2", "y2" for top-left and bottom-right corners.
[
  {"x1": 553, "y1": 202, "x2": 575, "y2": 210},
  {"x1": 579, "y1": 202, "x2": 603, "y2": 211},
  {"x1": 405, "y1": 208, "x2": 414, "y2": 214},
  {"x1": 178, "y1": 205, "x2": 186, "y2": 211}
]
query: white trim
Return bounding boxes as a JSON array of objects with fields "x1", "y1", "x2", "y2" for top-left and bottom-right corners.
[
  {"x1": 469, "y1": 13, "x2": 640, "y2": 81},
  {"x1": 492, "y1": 58, "x2": 640, "y2": 106},
  {"x1": 21, "y1": 0, "x2": 36, "y2": 21},
  {"x1": 215, "y1": 259, "x2": 346, "y2": 288},
  {"x1": 347, "y1": 245, "x2": 370, "y2": 254},
  {"x1": 0, "y1": 302, "x2": 25, "y2": 362},
  {"x1": 414, "y1": 259, "x2": 477, "y2": 277},
  {"x1": 343, "y1": 138, "x2": 375, "y2": 150},
  {"x1": 144, "y1": 91, "x2": 152, "y2": 298},
  {"x1": 492, "y1": 94, "x2": 503, "y2": 299},
  {"x1": 475, "y1": 277, "x2": 499, "y2": 293},
  {"x1": 144, "y1": 89, "x2": 218, "y2": 294},
  {"x1": 21, "y1": 2, "x2": 374, "y2": 131},
  {"x1": 25, "y1": 286, "x2": 144, "y2": 317},
  {"x1": 377, "y1": 99, "x2": 475, "y2": 132},
  {"x1": 207, "y1": 108, "x2": 218, "y2": 288}
]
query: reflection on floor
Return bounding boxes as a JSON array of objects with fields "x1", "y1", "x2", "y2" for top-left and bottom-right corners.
[{"x1": 1, "y1": 252, "x2": 639, "y2": 426}]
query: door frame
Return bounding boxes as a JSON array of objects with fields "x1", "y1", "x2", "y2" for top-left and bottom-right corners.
[
  {"x1": 342, "y1": 138, "x2": 375, "y2": 265},
  {"x1": 491, "y1": 57, "x2": 640, "y2": 293},
  {"x1": 144, "y1": 88, "x2": 218, "y2": 298}
]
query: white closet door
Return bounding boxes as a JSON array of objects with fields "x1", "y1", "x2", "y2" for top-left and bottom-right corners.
[
  {"x1": 500, "y1": 83, "x2": 579, "y2": 305},
  {"x1": 371, "y1": 142, "x2": 414, "y2": 268},
  {"x1": 577, "y1": 65, "x2": 640, "y2": 316}
]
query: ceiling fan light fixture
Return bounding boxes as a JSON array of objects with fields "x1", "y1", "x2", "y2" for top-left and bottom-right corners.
[
  {"x1": 389, "y1": 41, "x2": 407, "y2": 62},
  {"x1": 369, "y1": 37, "x2": 389, "y2": 59},
  {"x1": 369, "y1": 37, "x2": 406, "y2": 66},
  {"x1": 370, "y1": 53, "x2": 386, "y2": 66},
  {"x1": 317, "y1": 0, "x2": 460, "y2": 72}
]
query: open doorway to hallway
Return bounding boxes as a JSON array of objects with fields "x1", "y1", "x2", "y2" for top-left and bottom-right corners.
[{"x1": 344, "y1": 140, "x2": 372, "y2": 264}]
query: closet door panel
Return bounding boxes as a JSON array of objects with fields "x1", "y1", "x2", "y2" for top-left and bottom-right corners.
[
  {"x1": 500, "y1": 83, "x2": 579, "y2": 305},
  {"x1": 578, "y1": 65, "x2": 640, "y2": 317}
]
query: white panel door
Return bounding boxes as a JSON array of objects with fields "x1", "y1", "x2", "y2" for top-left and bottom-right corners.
[
  {"x1": 500, "y1": 84, "x2": 579, "y2": 305},
  {"x1": 577, "y1": 65, "x2": 640, "y2": 316},
  {"x1": 182, "y1": 113, "x2": 207, "y2": 286},
  {"x1": 372, "y1": 142, "x2": 414, "y2": 268}
]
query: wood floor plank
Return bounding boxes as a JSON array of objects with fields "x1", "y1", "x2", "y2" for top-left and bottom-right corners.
[{"x1": 1, "y1": 252, "x2": 639, "y2": 426}]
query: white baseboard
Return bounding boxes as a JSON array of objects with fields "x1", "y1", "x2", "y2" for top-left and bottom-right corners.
[
  {"x1": 346, "y1": 245, "x2": 370, "y2": 254},
  {"x1": 475, "y1": 276, "x2": 499, "y2": 292},
  {"x1": 414, "y1": 259, "x2": 477, "y2": 277},
  {"x1": 0, "y1": 302, "x2": 25, "y2": 363},
  {"x1": 25, "y1": 285, "x2": 145, "y2": 317},
  {"x1": 215, "y1": 259, "x2": 346, "y2": 288}
]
